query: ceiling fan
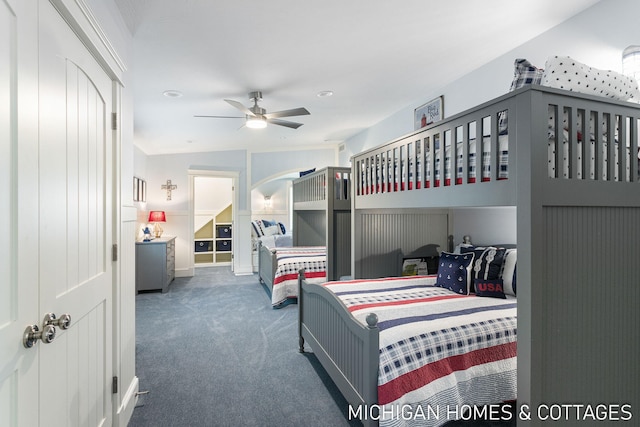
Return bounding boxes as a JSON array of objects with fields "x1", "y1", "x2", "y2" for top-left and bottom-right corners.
[{"x1": 195, "y1": 91, "x2": 310, "y2": 129}]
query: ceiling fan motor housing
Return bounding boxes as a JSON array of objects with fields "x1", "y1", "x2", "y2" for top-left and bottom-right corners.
[
  {"x1": 249, "y1": 106, "x2": 266, "y2": 116},
  {"x1": 249, "y1": 91, "x2": 263, "y2": 102}
]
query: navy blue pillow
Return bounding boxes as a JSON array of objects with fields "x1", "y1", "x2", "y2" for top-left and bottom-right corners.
[
  {"x1": 475, "y1": 279, "x2": 506, "y2": 299},
  {"x1": 435, "y1": 252, "x2": 474, "y2": 295},
  {"x1": 461, "y1": 246, "x2": 506, "y2": 292},
  {"x1": 262, "y1": 219, "x2": 277, "y2": 227},
  {"x1": 277, "y1": 222, "x2": 286, "y2": 234},
  {"x1": 299, "y1": 168, "x2": 316, "y2": 177}
]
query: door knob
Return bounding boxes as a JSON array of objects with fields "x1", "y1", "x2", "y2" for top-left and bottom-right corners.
[
  {"x1": 23, "y1": 324, "x2": 56, "y2": 348},
  {"x1": 22, "y1": 312, "x2": 72, "y2": 349},
  {"x1": 43, "y1": 312, "x2": 71, "y2": 330}
]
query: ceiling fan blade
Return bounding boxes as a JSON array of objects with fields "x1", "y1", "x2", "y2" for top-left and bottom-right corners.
[
  {"x1": 267, "y1": 118, "x2": 304, "y2": 129},
  {"x1": 263, "y1": 107, "x2": 310, "y2": 119},
  {"x1": 224, "y1": 99, "x2": 255, "y2": 116},
  {"x1": 194, "y1": 115, "x2": 243, "y2": 118}
]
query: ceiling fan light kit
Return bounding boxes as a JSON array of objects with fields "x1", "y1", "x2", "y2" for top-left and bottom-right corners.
[
  {"x1": 196, "y1": 91, "x2": 310, "y2": 130},
  {"x1": 246, "y1": 116, "x2": 267, "y2": 129}
]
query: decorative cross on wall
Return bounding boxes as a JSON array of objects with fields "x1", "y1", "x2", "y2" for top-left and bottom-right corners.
[{"x1": 161, "y1": 179, "x2": 177, "y2": 201}]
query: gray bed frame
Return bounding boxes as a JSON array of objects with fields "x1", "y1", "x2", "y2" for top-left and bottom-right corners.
[
  {"x1": 257, "y1": 239, "x2": 278, "y2": 295},
  {"x1": 258, "y1": 167, "x2": 352, "y2": 298},
  {"x1": 291, "y1": 166, "x2": 352, "y2": 281},
  {"x1": 299, "y1": 85, "x2": 640, "y2": 425}
]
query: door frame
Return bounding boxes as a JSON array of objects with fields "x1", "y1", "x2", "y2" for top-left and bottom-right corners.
[{"x1": 188, "y1": 169, "x2": 240, "y2": 274}]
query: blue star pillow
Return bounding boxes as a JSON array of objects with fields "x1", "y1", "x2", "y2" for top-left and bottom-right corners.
[{"x1": 435, "y1": 252, "x2": 475, "y2": 295}]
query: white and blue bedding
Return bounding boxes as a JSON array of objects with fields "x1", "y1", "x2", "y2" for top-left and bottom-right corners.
[
  {"x1": 271, "y1": 247, "x2": 326, "y2": 307},
  {"x1": 323, "y1": 275, "x2": 517, "y2": 427}
]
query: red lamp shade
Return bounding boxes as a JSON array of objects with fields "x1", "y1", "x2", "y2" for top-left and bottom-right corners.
[{"x1": 148, "y1": 211, "x2": 166, "y2": 223}]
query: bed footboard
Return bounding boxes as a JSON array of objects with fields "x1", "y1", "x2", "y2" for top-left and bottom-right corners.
[
  {"x1": 257, "y1": 242, "x2": 277, "y2": 294},
  {"x1": 298, "y1": 270, "x2": 379, "y2": 426}
]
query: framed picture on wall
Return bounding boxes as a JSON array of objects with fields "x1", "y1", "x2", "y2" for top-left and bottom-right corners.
[
  {"x1": 414, "y1": 96, "x2": 443, "y2": 130},
  {"x1": 133, "y1": 177, "x2": 146, "y2": 202}
]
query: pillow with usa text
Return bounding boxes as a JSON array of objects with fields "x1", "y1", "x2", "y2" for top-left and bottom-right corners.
[{"x1": 475, "y1": 279, "x2": 506, "y2": 299}]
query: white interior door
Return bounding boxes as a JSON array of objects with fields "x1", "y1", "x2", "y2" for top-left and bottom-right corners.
[
  {"x1": 37, "y1": 2, "x2": 114, "y2": 425},
  {"x1": 0, "y1": 0, "x2": 39, "y2": 425},
  {"x1": 0, "y1": 1, "x2": 114, "y2": 425}
]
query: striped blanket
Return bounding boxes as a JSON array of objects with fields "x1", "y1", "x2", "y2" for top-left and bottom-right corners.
[
  {"x1": 272, "y1": 247, "x2": 326, "y2": 307},
  {"x1": 324, "y1": 275, "x2": 517, "y2": 427}
]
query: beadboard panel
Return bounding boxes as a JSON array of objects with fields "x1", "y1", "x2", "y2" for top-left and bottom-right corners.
[
  {"x1": 539, "y1": 206, "x2": 640, "y2": 411},
  {"x1": 332, "y1": 210, "x2": 352, "y2": 280},
  {"x1": 354, "y1": 210, "x2": 449, "y2": 279}
]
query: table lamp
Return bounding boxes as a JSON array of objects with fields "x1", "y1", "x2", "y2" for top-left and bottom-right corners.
[{"x1": 148, "y1": 211, "x2": 166, "y2": 238}]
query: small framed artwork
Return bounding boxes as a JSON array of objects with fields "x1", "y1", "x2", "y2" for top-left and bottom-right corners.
[
  {"x1": 133, "y1": 177, "x2": 146, "y2": 202},
  {"x1": 414, "y1": 96, "x2": 444, "y2": 130}
]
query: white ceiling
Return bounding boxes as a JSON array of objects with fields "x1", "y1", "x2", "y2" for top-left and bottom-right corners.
[{"x1": 114, "y1": 0, "x2": 601, "y2": 155}]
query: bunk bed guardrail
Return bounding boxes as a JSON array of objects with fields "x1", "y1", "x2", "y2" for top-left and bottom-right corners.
[
  {"x1": 352, "y1": 85, "x2": 640, "y2": 210},
  {"x1": 293, "y1": 166, "x2": 351, "y2": 206}
]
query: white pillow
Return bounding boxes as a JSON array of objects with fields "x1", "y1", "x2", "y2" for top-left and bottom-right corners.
[
  {"x1": 501, "y1": 249, "x2": 517, "y2": 296},
  {"x1": 542, "y1": 56, "x2": 640, "y2": 102},
  {"x1": 262, "y1": 225, "x2": 280, "y2": 237}
]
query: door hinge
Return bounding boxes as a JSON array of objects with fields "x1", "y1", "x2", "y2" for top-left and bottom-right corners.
[
  {"x1": 112, "y1": 244, "x2": 118, "y2": 261},
  {"x1": 112, "y1": 376, "x2": 118, "y2": 394},
  {"x1": 111, "y1": 112, "x2": 118, "y2": 130}
]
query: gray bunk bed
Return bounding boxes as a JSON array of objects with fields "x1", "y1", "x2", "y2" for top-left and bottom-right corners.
[
  {"x1": 299, "y1": 85, "x2": 640, "y2": 426},
  {"x1": 291, "y1": 166, "x2": 352, "y2": 281},
  {"x1": 258, "y1": 167, "x2": 351, "y2": 306}
]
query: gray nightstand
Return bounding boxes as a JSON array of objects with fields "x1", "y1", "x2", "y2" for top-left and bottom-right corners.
[{"x1": 135, "y1": 236, "x2": 176, "y2": 293}]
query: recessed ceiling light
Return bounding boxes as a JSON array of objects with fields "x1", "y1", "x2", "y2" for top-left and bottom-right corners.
[
  {"x1": 317, "y1": 90, "x2": 334, "y2": 98},
  {"x1": 163, "y1": 90, "x2": 183, "y2": 98}
]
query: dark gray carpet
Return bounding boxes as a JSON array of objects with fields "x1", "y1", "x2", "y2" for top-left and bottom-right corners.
[{"x1": 129, "y1": 266, "x2": 358, "y2": 427}]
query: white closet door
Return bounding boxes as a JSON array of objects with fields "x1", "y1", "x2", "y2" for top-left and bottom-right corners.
[
  {"x1": 0, "y1": 1, "x2": 115, "y2": 425},
  {"x1": 37, "y1": 2, "x2": 114, "y2": 425},
  {"x1": 0, "y1": 0, "x2": 39, "y2": 425}
]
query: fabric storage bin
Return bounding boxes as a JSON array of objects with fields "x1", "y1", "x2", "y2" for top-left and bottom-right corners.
[
  {"x1": 216, "y1": 225, "x2": 232, "y2": 238},
  {"x1": 195, "y1": 240, "x2": 213, "y2": 252},
  {"x1": 216, "y1": 240, "x2": 231, "y2": 252}
]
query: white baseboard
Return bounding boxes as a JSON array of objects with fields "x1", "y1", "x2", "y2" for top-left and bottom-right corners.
[
  {"x1": 234, "y1": 264, "x2": 254, "y2": 275},
  {"x1": 115, "y1": 376, "x2": 139, "y2": 427},
  {"x1": 176, "y1": 267, "x2": 193, "y2": 277}
]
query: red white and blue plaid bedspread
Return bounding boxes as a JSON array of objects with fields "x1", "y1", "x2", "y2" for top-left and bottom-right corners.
[
  {"x1": 272, "y1": 247, "x2": 326, "y2": 307},
  {"x1": 324, "y1": 275, "x2": 517, "y2": 427}
]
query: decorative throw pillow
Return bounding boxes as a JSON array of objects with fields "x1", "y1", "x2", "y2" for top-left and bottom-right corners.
[
  {"x1": 475, "y1": 279, "x2": 506, "y2": 299},
  {"x1": 262, "y1": 225, "x2": 280, "y2": 237},
  {"x1": 511, "y1": 264, "x2": 517, "y2": 295},
  {"x1": 462, "y1": 246, "x2": 506, "y2": 292},
  {"x1": 501, "y1": 249, "x2": 517, "y2": 296},
  {"x1": 500, "y1": 59, "x2": 545, "y2": 136},
  {"x1": 435, "y1": 252, "x2": 474, "y2": 295},
  {"x1": 277, "y1": 222, "x2": 286, "y2": 235},
  {"x1": 262, "y1": 219, "x2": 277, "y2": 228},
  {"x1": 509, "y1": 58, "x2": 544, "y2": 91},
  {"x1": 299, "y1": 168, "x2": 316, "y2": 177},
  {"x1": 251, "y1": 220, "x2": 265, "y2": 237},
  {"x1": 542, "y1": 56, "x2": 640, "y2": 101}
]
